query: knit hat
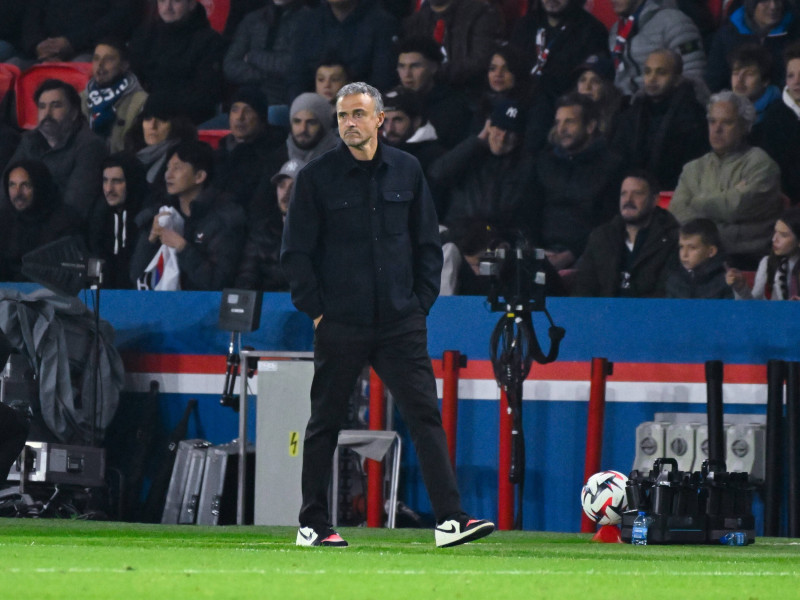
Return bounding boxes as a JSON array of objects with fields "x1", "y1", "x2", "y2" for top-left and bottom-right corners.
[
  {"x1": 489, "y1": 99, "x2": 525, "y2": 134},
  {"x1": 290, "y1": 93, "x2": 334, "y2": 133},
  {"x1": 270, "y1": 159, "x2": 305, "y2": 184},
  {"x1": 230, "y1": 86, "x2": 269, "y2": 123}
]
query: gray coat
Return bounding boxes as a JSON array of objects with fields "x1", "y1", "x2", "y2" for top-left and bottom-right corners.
[
  {"x1": 8, "y1": 119, "x2": 108, "y2": 221},
  {"x1": 609, "y1": 0, "x2": 706, "y2": 97}
]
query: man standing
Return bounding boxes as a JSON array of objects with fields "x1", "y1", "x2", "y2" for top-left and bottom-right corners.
[
  {"x1": 281, "y1": 82, "x2": 494, "y2": 548},
  {"x1": 670, "y1": 91, "x2": 781, "y2": 267},
  {"x1": 9, "y1": 79, "x2": 108, "y2": 221},
  {"x1": 81, "y1": 38, "x2": 148, "y2": 153},
  {"x1": 574, "y1": 171, "x2": 679, "y2": 297}
]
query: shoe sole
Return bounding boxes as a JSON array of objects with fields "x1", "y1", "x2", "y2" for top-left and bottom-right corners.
[{"x1": 436, "y1": 522, "x2": 495, "y2": 548}]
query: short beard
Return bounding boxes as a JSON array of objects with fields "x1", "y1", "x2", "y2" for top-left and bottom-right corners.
[{"x1": 38, "y1": 115, "x2": 74, "y2": 146}]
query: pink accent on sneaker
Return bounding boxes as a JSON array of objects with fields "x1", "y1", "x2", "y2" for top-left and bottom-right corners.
[
  {"x1": 322, "y1": 533, "x2": 345, "y2": 543},
  {"x1": 466, "y1": 520, "x2": 479, "y2": 526}
]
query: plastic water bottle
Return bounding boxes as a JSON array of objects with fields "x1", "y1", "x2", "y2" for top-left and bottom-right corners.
[
  {"x1": 631, "y1": 511, "x2": 652, "y2": 545},
  {"x1": 720, "y1": 532, "x2": 748, "y2": 546}
]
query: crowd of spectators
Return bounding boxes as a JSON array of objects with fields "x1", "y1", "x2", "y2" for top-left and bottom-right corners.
[{"x1": 0, "y1": 0, "x2": 798, "y2": 299}]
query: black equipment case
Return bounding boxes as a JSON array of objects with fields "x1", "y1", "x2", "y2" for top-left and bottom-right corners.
[{"x1": 620, "y1": 458, "x2": 756, "y2": 544}]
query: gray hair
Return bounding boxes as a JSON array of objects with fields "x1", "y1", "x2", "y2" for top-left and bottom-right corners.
[
  {"x1": 336, "y1": 82, "x2": 384, "y2": 114},
  {"x1": 708, "y1": 90, "x2": 756, "y2": 132}
]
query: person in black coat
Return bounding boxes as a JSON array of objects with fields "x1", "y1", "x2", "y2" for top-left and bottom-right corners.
[
  {"x1": 757, "y1": 40, "x2": 800, "y2": 203},
  {"x1": 19, "y1": 0, "x2": 135, "y2": 63},
  {"x1": 574, "y1": 171, "x2": 680, "y2": 297},
  {"x1": 129, "y1": 141, "x2": 245, "y2": 291},
  {"x1": 87, "y1": 152, "x2": 149, "y2": 289},
  {"x1": 212, "y1": 87, "x2": 287, "y2": 215},
  {"x1": 510, "y1": 0, "x2": 610, "y2": 100},
  {"x1": 288, "y1": 0, "x2": 399, "y2": 100},
  {"x1": 128, "y1": 1, "x2": 226, "y2": 124},
  {"x1": 532, "y1": 93, "x2": 626, "y2": 270},
  {"x1": 428, "y1": 98, "x2": 535, "y2": 230},
  {"x1": 612, "y1": 49, "x2": 709, "y2": 191},
  {"x1": 0, "y1": 159, "x2": 80, "y2": 282},
  {"x1": 665, "y1": 218, "x2": 734, "y2": 299}
]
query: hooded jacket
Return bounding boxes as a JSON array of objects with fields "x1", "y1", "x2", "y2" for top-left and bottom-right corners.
[
  {"x1": 706, "y1": 7, "x2": 800, "y2": 92},
  {"x1": 128, "y1": 4, "x2": 226, "y2": 124},
  {"x1": 0, "y1": 159, "x2": 81, "y2": 282},
  {"x1": 86, "y1": 153, "x2": 149, "y2": 289}
]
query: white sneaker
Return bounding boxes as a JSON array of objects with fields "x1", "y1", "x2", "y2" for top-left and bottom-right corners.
[
  {"x1": 296, "y1": 526, "x2": 349, "y2": 547},
  {"x1": 435, "y1": 514, "x2": 495, "y2": 548}
]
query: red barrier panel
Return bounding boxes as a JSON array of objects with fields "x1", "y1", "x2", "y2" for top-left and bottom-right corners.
[
  {"x1": 367, "y1": 369, "x2": 385, "y2": 528},
  {"x1": 581, "y1": 357, "x2": 612, "y2": 533},
  {"x1": 441, "y1": 350, "x2": 462, "y2": 467},
  {"x1": 498, "y1": 388, "x2": 514, "y2": 530}
]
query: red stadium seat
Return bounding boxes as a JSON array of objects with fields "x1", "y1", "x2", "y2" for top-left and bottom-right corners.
[
  {"x1": 198, "y1": 129, "x2": 230, "y2": 149},
  {"x1": 585, "y1": 0, "x2": 617, "y2": 30},
  {"x1": 657, "y1": 191, "x2": 673, "y2": 210},
  {"x1": 742, "y1": 271, "x2": 756, "y2": 290},
  {"x1": 198, "y1": 0, "x2": 231, "y2": 34},
  {"x1": 15, "y1": 62, "x2": 91, "y2": 129}
]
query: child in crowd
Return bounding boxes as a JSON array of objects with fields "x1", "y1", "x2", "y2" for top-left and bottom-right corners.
[
  {"x1": 727, "y1": 208, "x2": 800, "y2": 300},
  {"x1": 666, "y1": 219, "x2": 733, "y2": 299}
]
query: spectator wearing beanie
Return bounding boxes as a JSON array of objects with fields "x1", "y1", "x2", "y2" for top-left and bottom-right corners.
[{"x1": 287, "y1": 92, "x2": 338, "y2": 163}]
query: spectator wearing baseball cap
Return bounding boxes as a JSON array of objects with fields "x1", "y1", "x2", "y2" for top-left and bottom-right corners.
[{"x1": 428, "y1": 96, "x2": 536, "y2": 232}]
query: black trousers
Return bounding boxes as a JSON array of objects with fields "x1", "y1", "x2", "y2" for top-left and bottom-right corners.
[{"x1": 299, "y1": 312, "x2": 462, "y2": 528}]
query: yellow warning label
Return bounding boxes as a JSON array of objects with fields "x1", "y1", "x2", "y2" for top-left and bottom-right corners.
[{"x1": 289, "y1": 431, "x2": 299, "y2": 457}]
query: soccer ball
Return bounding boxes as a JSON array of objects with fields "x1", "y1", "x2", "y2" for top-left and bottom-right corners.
[{"x1": 581, "y1": 470, "x2": 628, "y2": 526}]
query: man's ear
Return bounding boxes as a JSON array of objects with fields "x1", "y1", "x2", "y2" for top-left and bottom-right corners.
[
  {"x1": 194, "y1": 169, "x2": 208, "y2": 186},
  {"x1": 708, "y1": 245, "x2": 719, "y2": 258},
  {"x1": 586, "y1": 118, "x2": 598, "y2": 136}
]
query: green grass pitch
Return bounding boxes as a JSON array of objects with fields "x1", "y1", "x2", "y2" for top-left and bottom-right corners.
[{"x1": 0, "y1": 520, "x2": 798, "y2": 599}]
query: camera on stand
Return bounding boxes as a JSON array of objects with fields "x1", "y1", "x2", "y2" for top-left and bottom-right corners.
[{"x1": 479, "y1": 244, "x2": 549, "y2": 314}]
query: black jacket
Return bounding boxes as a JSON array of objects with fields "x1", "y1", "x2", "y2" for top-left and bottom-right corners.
[
  {"x1": 213, "y1": 129, "x2": 287, "y2": 212},
  {"x1": 288, "y1": 0, "x2": 399, "y2": 100},
  {"x1": 611, "y1": 80, "x2": 709, "y2": 191},
  {"x1": 758, "y1": 99, "x2": 800, "y2": 204},
  {"x1": 510, "y1": 1, "x2": 610, "y2": 98},
  {"x1": 573, "y1": 207, "x2": 679, "y2": 297},
  {"x1": 534, "y1": 139, "x2": 626, "y2": 258},
  {"x1": 428, "y1": 136, "x2": 536, "y2": 231},
  {"x1": 0, "y1": 160, "x2": 81, "y2": 282},
  {"x1": 129, "y1": 5, "x2": 226, "y2": 124},
  {"x1": 281, "y1": 142, "x2": 442, "y2": 325},
  {"x1": 21, "y1": 0, "x2": 135, "y2": 58},
  {"x1": 235, "y1": 217, "x2": 286, "y2": 292},
  {"x1": 129, "y1": 188, "x2": 246, "y2": 291},
  {"x1": 665, "y1": 253, "x2": 734, "y2": 299}
]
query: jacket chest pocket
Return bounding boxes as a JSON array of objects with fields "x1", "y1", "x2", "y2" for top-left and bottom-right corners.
[
  {"x1": 382, "y1": 190, "x2": 413, "y2": 235},
  {"x1": 325, "y1": 194, "x2": 367, "y2": 238}
]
